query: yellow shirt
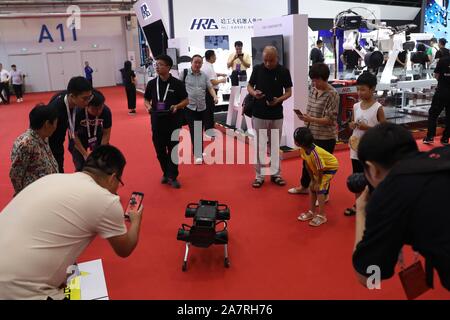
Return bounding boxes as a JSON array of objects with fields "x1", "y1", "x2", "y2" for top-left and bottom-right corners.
[
  {"x1": 227, "y1": 52, "x2": 252, "y2": 71},
  {"x1": 300, "y1": 145, "x2": 339, "y2": 177}
]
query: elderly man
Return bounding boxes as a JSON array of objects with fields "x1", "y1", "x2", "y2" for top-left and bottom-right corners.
[
  {"x1": 247, "y1": 46, "x2": 293, "y2": 188},
  {"x1": 184, "y1": 54, "x2": 219, "y2": 165}
]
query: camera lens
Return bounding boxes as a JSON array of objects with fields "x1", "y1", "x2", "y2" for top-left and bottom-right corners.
[{"x1": 346, "y1": 173, "x2": 368, "y2": 194}]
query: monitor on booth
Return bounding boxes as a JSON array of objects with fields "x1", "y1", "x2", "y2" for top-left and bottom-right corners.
[{"x1": 251, "y1": 34, "x2": 285, "y2": 67}]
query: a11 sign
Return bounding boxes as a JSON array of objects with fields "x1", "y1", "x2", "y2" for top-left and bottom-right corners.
[{"x1": 39, "y1": 23, "x2": 78, "y2": 43}]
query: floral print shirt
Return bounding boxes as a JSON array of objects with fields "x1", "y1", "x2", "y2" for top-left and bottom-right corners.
[{"x1": 10, "y1": 129, "x2": 59, "y2": 194}]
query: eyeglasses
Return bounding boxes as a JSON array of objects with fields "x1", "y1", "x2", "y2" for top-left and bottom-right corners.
[
  {"x1": 155, "y1": 63, "x2": 168, "y2": 68},
  {"x1": 79, "y1": 94, "x2": 94, "y2": 102},
  {"x1": 115, "y1": 175, "x2": 124, "y2": 186}
]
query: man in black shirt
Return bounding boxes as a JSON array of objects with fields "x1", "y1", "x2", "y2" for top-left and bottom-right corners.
[
  {"x1": 47, "y1": 76, "x2": 93, "y2": 172},
  {"x1": 353, "y1": 123, "x2": 450, "y2": 291},
  {"x1": 423, "y1": 55, "x2": 450, "y2": 145},
  {"x1": 247, "y1": 46, "x2": 292, "y2": 188},
  {"x1": 341, "y1": 49, "x2": 361, "y2": 71},
  {"x1": 144, "y1": 54, "x2": 189, "y2": 189},
  {"x1": 435, "y1": 38, "x2": 450, "y2": 60},
  {"x1": 70, "y1": 90, "x2": 112, "y2": 171},
  {"x1": 310, "y1": 40, "x2": 325, "y2": 65}
]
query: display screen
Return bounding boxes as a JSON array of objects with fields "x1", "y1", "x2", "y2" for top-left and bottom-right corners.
[
  {"x1": 205, "y1": 35, "x2": 230, "y2": 50},
  {"x1": 424, "y1": 0, "x2": 450, "y2": 40},
  {"x1": 251, "y1": 34, "x2": 284, "y2": 66}
]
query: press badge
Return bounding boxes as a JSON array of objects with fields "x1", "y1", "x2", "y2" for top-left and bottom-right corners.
[
  {"x1": 156, "y1": 102, "x2": 167, "y2": 111},
  {"x1": 88, "y1": 136, "x2": 97, "y2": 151}
]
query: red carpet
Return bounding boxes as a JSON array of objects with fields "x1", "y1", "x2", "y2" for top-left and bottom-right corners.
[{"x1": 0, "y1": 87, "x2": 448, "y2": 300}]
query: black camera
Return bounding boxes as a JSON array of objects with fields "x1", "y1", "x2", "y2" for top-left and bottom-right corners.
[{"x1": 347, "y1": 173, "x2": 368, "y2": 194}]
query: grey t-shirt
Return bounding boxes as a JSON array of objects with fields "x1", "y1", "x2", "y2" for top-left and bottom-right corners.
[
  {"x1": 185, "y1": 69, "x2": 212, "y2": 112},
  {"x1": 10, "y1": 70, "x2": 23, "y2": 85}
]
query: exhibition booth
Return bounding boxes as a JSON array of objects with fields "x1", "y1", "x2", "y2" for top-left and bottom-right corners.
[{"x1": 132, "y1": 0, "x2": 446, "y2": 151}]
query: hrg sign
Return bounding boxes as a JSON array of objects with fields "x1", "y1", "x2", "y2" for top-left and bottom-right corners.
[{"x1": 190, "y1": 18, "x2": 219, "y2": 30}]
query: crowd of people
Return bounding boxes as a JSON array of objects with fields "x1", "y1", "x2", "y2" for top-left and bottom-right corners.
[{"x1": 0, "y1": 39, "x2": 449, "y2": 299}]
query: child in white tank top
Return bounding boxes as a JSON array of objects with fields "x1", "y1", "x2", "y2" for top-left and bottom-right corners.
[{"x1": 345, "y1": 72, "x2": 386, "y2": 216}]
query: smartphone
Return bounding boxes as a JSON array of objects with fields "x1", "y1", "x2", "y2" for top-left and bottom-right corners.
[
  {"x1": 294, "y1": 109, "x2": 303, "y2": 116},
  {"x1": 124, "y1": 192, "x2": 144, "y2": 220},
  {"x1": 238, "y1": 53, "x2": 244, "y2": 57}
]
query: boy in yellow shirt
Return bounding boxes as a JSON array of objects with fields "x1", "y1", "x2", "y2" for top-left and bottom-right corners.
[{"x1": 295, "y1": 127, "x2": 339, "y2": 227}]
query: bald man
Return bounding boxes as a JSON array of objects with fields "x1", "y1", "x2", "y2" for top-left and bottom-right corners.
[{"x1": 247, "y1": 46, "x2": 293, "y2": 188}]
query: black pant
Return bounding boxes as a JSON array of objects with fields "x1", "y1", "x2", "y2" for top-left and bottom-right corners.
[
  {"x1": 13, "y1": 84, "x2": 23, "y2": 99},
  {"x1": 204, "y1": 89, "x2": 218, "y2": 131},
  {"x1": 87, "y1": 78, "x2": 93, "y2": 87},
  {"x1": 185, "y1": 108, "x2": 207, "y2": 158},
  {"x1": 70, "y1": 149, "x2": 85, "y2": 172},
  {"x1": 125, "y1": 84, "x2": 136, "y2": 110},
  {"x1": 151, "y1": 115, "x2": 180, "y2": 179},
  {"x1": 426, "y1": 91, "x2": 450, "y2": 139},
  {"x1": 230, "y1": 70, "x2": 247, "y2": 86},
  {"x1": 0, "y1": 82, "x2": 10, "y2": 103},
  {"x1": 53, "y1": 152, "x2": 64, "y2": 173},
  {"x1": 300, "y1": 139, "x2": 336, "y2": 191}
]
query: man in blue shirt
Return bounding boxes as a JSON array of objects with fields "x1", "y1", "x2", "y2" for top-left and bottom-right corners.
[{"x1": 84, "y1": 61, "x2": 94, "y2": 87}]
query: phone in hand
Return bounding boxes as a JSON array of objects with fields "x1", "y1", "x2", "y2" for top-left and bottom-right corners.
[
  {"x1": 294, "y1": 109, "x2": 303, "y2": 116},
  {"x1": 238, "y1": 53, "x2": 244, "y2": 57},
  {"x1": 124, "y1": 192, "x2": 144, "y2": 220}
]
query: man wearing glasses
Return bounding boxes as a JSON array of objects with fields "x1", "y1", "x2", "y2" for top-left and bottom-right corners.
[
  {"x1": 0, "y1": 145, "x2": 144, "y2": 300},
  {"x1": 47, "y1": 76, "x2": 93, "y2": 173},
  {"x1": 144, "y1": 54, "x2": 189, "y2": 188}
]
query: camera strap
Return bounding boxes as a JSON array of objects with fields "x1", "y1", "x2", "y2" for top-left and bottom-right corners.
[{"x1": 398, "y1": 249, "x2": 420, "y2": 270}]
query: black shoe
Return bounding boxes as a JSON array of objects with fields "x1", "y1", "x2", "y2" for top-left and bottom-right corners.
[
  {"x1": 161, "y1": 176, "x2": 169, "y2": 184},
  {"x1": 441, "y1": 137, "x2": 449, "y2": 145},
  {"x1": 423, "y1": 136, "x2": 434, "y2": 144},
  {"x1": 169, "y1": 179, "x2": 181, "y2": 189}
]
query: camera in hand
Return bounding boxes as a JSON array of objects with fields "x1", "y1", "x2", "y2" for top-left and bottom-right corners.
[{"x1": 347, "y1": 173, "x2": 368, "y2": 194}]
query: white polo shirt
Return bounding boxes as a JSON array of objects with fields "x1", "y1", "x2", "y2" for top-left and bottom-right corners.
[
  {"x1": 0, "y1": 69, "x2": 10, "y2": 82},
  {"x1": 201, "y1": 61, "x2": 219, "y2": 89},
  {"x1": 0, "y1": 172, "x2": 127, "y2": 300}
]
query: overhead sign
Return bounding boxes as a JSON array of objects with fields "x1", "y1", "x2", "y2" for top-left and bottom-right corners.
[{"x1": 190, "y1": 17, "x2": 263, "y2": 31}]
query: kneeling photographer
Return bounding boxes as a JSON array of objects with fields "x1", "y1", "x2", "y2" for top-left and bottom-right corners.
[{"x1": 352, "y1": 123, "x2": 450, "y2": 291}]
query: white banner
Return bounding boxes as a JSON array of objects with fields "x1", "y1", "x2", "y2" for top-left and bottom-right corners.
[{"x1": 133, "y1": 0, "x2": 165, "y2": 28}]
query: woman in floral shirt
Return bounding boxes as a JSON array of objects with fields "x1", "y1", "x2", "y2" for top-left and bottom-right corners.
[{"x1": 10, "y1": 104, "x2": 59, "y2": 195}]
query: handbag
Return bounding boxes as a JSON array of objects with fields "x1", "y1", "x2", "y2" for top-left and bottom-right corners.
[
  {"x1": 242, "y1": 93, "x2": 254, "y2": 117},
  {"x1": 398, "y1": 250, "x2": 431, "y2": 300}
]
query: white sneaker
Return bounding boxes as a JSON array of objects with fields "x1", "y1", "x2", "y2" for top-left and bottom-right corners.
[{"x1": 195, "y1": 157, "x2": 203, "y2": 165}]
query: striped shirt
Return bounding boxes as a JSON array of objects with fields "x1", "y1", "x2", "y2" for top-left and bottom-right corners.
[
  {"x1": 306, "y1": 86, "x2": 339, "y2": 140},
  {"x1": 300, "y1": 145, "x2": 339, "y2": 177}
]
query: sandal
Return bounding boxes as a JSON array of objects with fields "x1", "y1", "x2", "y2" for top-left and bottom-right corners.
[
  {"x1": 252, "y1": 179, "x2": 264, "y2": 188},
  {"x1": 309, "y1": 214, "x2": 328, "y2": 227},
  {"x1": 288, "y1": 187, "x2": 309, "y2": 194},
  {"x1": 298, "y1": 210, "x2": 314, "y2": 221},
  {"x1": 344, "y1": 206, "x2": 356, "y2": 216},
  {"x1": 271, "y1": 176, "x2": 286, "y2": 186}
]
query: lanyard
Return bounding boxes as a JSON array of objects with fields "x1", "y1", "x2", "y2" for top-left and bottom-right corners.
[
  {"x1": 64, "y1": 95, "x2": 76, "y2": 139},
  {"x1": 85, "y1": 108, "x2": 98, "y2": 139},
  {"x1": 156, "y1": 77, "x2": 170, "y2": 102}
]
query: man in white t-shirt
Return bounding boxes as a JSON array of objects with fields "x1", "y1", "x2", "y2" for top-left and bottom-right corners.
[
  {"x1": 0, "y1": 63, "x2": 11, "y2": 104},
  {"x1": 0, "y1": 145, "x2": 144, "y2": 300},
  {"x1": 201, "y1": 50, "x2": 227, "y2": 135}
]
